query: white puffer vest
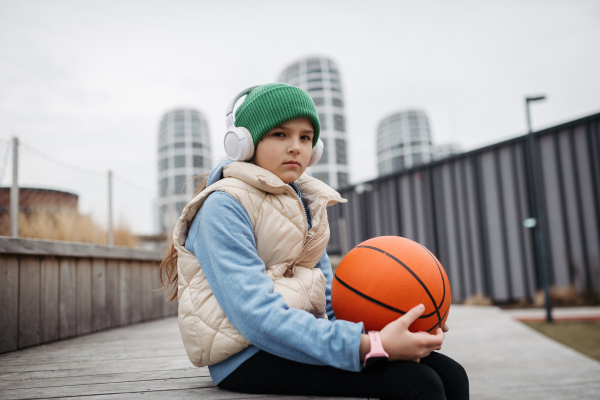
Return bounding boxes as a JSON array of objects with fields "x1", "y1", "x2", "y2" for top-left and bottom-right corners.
[{"x1": 173, "y1": 162, "x2": 347, "y2": 367}]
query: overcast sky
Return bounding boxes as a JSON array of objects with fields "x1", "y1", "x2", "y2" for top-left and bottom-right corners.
[{"x1": 1, "y1": 0, "x2": 599, "y2": 234}]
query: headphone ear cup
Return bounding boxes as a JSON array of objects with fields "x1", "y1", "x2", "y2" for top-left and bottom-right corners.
[
  {"x1": 307, "y1": 139, "x2": 324, "y2": 167},
  {"x1": 224, "y1": 127, "x2": 255, "y2": 161}
]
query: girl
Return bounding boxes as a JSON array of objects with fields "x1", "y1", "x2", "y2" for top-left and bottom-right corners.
[{"x1": 160, "y1": 83, "x2": 469, "y2": 399}]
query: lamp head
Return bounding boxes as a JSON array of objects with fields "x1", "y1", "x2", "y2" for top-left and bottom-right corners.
[{"x1": 526, "y1": 95, "x2": 546, "y2": 102}]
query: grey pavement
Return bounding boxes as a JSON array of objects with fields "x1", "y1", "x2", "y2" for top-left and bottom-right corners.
[{"x1": 1, "y1": 305, "x2": 599, "y2": 399}]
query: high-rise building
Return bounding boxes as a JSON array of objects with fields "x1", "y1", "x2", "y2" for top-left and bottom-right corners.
[
  {"x1": 376, "y1": 110, "x2": 434, "y2": 176},
  {"x1": 433, "y1": 143, "x2": 462, "y2": 160},
  {"x1": 278, "y1": 56, "x2": 350, "y2": 188},
  {"x1": 157, "y1": 108, "x2": 211, "y2": 232}
]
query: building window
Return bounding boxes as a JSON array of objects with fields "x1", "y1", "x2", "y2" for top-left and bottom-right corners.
[
  {"x1": 392, "y1": 156, "x2": 405, "y2": 171},
  {"x1": 193, "y1": 155, "x2": 204, "y2": 168},
  {"x1": 334, "y1": 114, "x2": 345, "y2": 132},
  {"x1": 413, "y1": 153, "x2": 423, "y2": 165},
  {"x1": 313, "y1": 172, "x2": 329, "y2": 185},
  {"x1": 159, "y1": 178, "x2": 168, "y2": 197},
  {"x1": 318, "y1": 114, "x2": 327, "y2": 130},
  {"x1": 332, "y1": 98, "x2": 343, "y2": 107},
  {"x1": 337, "y1": 172, "x2": 349, "y2": 188},
  {"x1": 313, "y1": 97, "x2": 324, "y2": 106},
  {"x1": 159, "y1": 144, "x2": 168, "y2": 152},
  {"x1": 307, "y1": 77, "x2": 322, "y2": 83},
  {"x1": 159, "y1": 158, "x2": 168, "y2": 171},
  {"x1": 159, "y1": 204, "x2": 167, "y2": 222},
  {"x1": 318, "y1": 138, "x2": 328, "y2": 164},
  {"x1": 336, "y1": 139, "x2": 347, "y2": 165},
  {"x1": 175, "y1": 175, "x2": 186, "y2": 195},
  {"x1": 308, "y1": 87, "x2": 323, "y2": 93},
  {"x1": 174, "y1": 142, "x2": 185, "y2": 149},
  {"x1": 192, "y1": 142, "x2": 203, "y2": 148},
  {"x1": 410, "y1": 127, "x2": 422, "y2": 137},
  {"x1": 175, "y1": 155, "x2": 186, "y2": 168}
]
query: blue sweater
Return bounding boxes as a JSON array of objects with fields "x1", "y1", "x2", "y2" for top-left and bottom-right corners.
[{"x1": 184, "y1": 160, "x2": 364, "y2": 384}]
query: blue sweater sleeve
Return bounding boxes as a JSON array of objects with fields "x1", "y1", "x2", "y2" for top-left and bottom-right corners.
[{"x1": 186, "y1": 191, "x2": 363, "y2": 371}]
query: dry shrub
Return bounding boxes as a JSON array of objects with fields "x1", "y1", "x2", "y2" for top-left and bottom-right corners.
[
  {"x1": 533, "y1": 285, "x2": 599, "y2": 307},
  {"x1": 3, "y1": 210, "x2": 139, "y2": 248},
  {"x1": 463, "y1": 293, "x2": 493, "y2": 306}
]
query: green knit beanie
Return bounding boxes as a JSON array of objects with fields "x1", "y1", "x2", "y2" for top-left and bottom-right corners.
[{"x1": 234, "y1": 83, "x2": 320, "y2": 147}]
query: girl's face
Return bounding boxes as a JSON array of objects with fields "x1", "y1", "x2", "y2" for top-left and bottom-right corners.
[{"x1": 253, "y1": 118, "x2": 314, "y2": 184}]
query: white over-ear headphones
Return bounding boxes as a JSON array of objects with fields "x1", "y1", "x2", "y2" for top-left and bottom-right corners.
[{"x1": 224, "y1": 86, "x2": 324, "y2": 167}]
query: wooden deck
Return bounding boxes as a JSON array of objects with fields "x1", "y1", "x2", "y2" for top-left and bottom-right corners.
[{"x1": 1, "y1": 305, "x2": 599, "y2": 399}]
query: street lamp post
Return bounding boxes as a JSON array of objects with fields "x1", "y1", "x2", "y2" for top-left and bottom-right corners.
[{"x1": 525, "y1": 95, "x2": 553, "y2": 323}]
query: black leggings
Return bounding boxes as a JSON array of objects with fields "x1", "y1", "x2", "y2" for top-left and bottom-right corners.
[{"x1": 219, "y1": 350, "x2": 469, "y2": 400}]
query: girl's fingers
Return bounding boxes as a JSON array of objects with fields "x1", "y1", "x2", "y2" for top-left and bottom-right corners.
[{"x1": 398, "y1": 304, "x2": 425, "y2": 329}]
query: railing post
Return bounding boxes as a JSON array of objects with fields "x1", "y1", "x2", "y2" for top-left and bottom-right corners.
[
  {"x1": 108, "y1": 170, "x2": 114, "y2": 246},
  {"x1": 10, "y1": 137, "x2": 19, "y2": 237},
  {"x1": 339, "y1": 217, "x2": 349, "y2": 256}
]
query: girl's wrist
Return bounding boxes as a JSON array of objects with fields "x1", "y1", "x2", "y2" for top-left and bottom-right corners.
[{"x1": 359, "y1": 333, "x2": 370, "y2": 362}]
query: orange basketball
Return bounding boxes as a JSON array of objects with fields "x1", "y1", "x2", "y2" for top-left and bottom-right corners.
[{"x1": 331, "y1": 236, "x2": 450, "y2": 333}]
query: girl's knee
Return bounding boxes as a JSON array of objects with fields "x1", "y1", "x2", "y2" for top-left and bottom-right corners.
[
  {"x1": 415, "y1": 367, "x2": 445, "y2": 399},
  {"x1": 385, "y1": 363, "x2": 445, "y2": 400}
]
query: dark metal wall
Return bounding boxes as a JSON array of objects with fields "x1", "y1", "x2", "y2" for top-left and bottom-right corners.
[{"x1": 327, "y1": 113, "x2": 600, "y2": 303}]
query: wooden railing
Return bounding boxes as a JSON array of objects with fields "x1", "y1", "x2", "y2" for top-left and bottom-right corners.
[{"x1": 0, "y1": 237, "x2": 176, "y2": 354}]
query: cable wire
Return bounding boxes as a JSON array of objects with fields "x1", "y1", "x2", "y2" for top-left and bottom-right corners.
[{"x1": 19, "y1": 140, "x2": 106, "y2": 177}]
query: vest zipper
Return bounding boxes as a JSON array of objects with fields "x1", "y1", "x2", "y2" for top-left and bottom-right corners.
[
  {"x1": 288, "y1": 193, "x2": 327, "y2": 279},
  {"x1": 288, "y1": 188, "x2": 310, "y2": 278}
]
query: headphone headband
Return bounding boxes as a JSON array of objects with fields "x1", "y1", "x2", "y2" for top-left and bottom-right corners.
[{"x1": 225, "y1": 85, "x2": 259, "y2": 129}]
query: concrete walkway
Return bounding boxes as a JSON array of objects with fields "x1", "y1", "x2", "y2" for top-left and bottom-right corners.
[{"x1": 1, "y1": 305, "x2": 599, "y2": 399}]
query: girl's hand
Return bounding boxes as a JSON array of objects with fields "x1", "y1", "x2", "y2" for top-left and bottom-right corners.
[{"x1": 359, "y1": 304, "x2": 445, "y2": 363}]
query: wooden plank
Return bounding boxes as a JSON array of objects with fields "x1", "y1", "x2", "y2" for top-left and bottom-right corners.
[
  {"x1": 105, "y1": 259, "x2": 120, "y2": 328},
  {"x1": 166, "y1": 298, "x2": 178, "y2": 316},
  {"x1": 129, "y1": 261, "x2": 142, "y2": 323},
  {"x1": 0, "y1": 237, "x2": 161, "y2": 261},
  {"x1": 0, "y1": 368, "x2": 202, "y2": 389},
  {"x1": 0, "y1": 353, "x2": 189, "y2": 373},
  {"x1": 141, "y1": 263, "x2": 155, "y2": 320},
  {"x1": 18, "y1": 256, "x2": 40, "y2": 348},
  {"x1": 0, "y1": 376, "x2": 214, "y2": 399},
  {"x1": 151, "y1": 263, "x2": 164, "y2": 319},
  {"x1": 0, "y1": 255, "x2": 19, "y2": 353},
  {"x1": 82, "y1": 388, "x2": 364, "y2": 400},
  {"x1": 76, "y1": 258, "x2": 92, "y2": 335},
  {"x1": 40, "y1": 256, "x2": 59, "y2": 343},
  {"x1": 0, "y1": 358, "x2": 199, "y2": 380},
  {"x1": 91, "y1": 259, "x2": 107, "y2": 331},
  {"x1": 119, "y1": 260, "x2": 131, "y2": 325},
  {"x1": 59, "y1": 258, "x2": 77, "y2": 339}
]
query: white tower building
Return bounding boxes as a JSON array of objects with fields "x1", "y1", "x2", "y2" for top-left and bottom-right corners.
[
  {"x1": 278, "y1": 56, "x2": 350, "y2": 188},
  {"x1": 157, "y1": 108, "x2": 211, "y2": 232},
  {"x1": 377, "y1": 110, "x2": 434, "y2": 176},
  {"x1": 433, "y1": 143, "x2": 462, "y2": 160}
]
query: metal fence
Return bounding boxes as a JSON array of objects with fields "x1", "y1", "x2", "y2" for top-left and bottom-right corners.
[{"x1": 328, "y1": 112, "x2": 600, "y2": 303}]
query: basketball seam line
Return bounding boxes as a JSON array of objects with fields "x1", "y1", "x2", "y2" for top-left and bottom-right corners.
[
  {"x1": 418, "y1": 243, "x2": 447, "y2": 328},
  {"x1": 426, "y1": 307, "x2": 449, "y2": 333},
  {"x1": 355, "y1": 245, "x2": 444, "y2": 328},
  {"x1": 333, "y1": 274, "x2": 437, "y2": 319}
]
